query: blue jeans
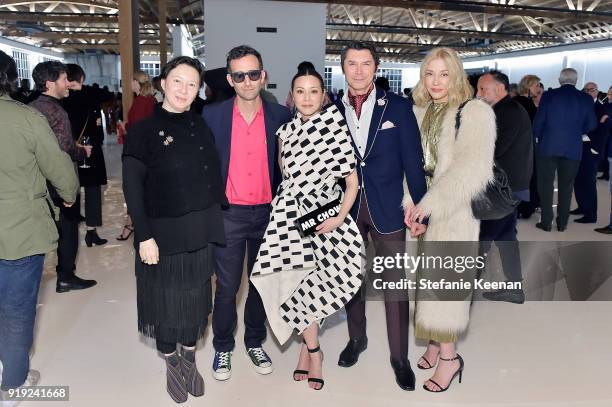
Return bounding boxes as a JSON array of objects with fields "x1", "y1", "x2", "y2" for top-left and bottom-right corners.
[{"x1": 0, "y1": 255, "x2": 44, "y2": 390}]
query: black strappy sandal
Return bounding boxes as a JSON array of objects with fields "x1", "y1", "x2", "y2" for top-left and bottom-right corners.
[
  {"x1": 293, "y1": 341, "x2": 309, "y2": 382},
  {"x1": 423, "y1": 354, "x2": 464, "y2": 393},
  {"x1": 306, "y1": 344, "x2": 324, "y2": 391},
  {"x1": 116, "y1": 224, "x2": 134, "y2": 241},
  {"x1": 417, "y1": 353, "x2": 438, "y2": 370}
]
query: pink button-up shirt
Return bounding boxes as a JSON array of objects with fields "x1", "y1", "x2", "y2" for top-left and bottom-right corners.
[{"x1": 225, "y1": 100, "x2": 272, "y2": 205}]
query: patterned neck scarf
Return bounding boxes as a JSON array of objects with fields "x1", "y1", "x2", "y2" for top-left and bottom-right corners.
[{"x1": 348, "y1": 84, "x2": 374, "y2": 119}]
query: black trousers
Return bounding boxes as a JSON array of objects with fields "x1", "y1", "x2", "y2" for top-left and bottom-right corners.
[
  {"x1": 156, "y1": 340, "x2": 197, "y2": 355},
  {"x1": 56, "y1": 212, "x2": 79, "y2": 281},
  {"x1": 537, "y1": 155, "x2": 580, "y2": 228},
  {"x1": 517, "y1": 150, "x2": 540, "y2": 218},
  {"x1": 212, "y1": 204, "x2": 270, "y2": 352},
  {"x1": 573, "y1": 145, "x2": 599, "y2": 220},
  {"x1": 479, "y1": 210, "x2": 522, "y2": 283},
  {"x1": 84, "y1": 185, "x2": 103, "y2": 227},
  {"x1": 345, "y1": 194, "x2": 408, "y2": 362}
]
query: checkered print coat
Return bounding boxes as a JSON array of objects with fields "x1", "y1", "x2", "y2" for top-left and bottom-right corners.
[{"x1": 250, "y1": 104, "x2": 364, "y2": 345}]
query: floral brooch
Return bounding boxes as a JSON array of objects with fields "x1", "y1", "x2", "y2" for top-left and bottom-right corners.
[
  {"x1": 159, "y1": 130, "x2": 173, "y2": 146},
  {"x1": 377, "y1": 98, "x2": 387, "y2": 106}
]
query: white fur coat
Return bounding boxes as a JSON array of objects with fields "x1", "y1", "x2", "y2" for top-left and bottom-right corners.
[{"x1": 404, "y1": 99, "x2": 496, "y2": 341}]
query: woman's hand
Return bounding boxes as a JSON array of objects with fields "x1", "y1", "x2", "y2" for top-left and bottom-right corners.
[
  {"x1": 315, "y1": 216, "x2": 344, "y2": 235},
  {"x1": 139, "y1": 238, "x2": 159, "y2": 265}
]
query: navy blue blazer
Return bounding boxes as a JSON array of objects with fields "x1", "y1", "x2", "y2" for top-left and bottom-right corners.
[
  {"x1": 202, "y1": 97, "x2": 291, "y2": 197},
  {"x1": 336, "y1": 86, "x2": 427, "y2": 234},
  {"x1": 533, "y1": 84, "x2": 597, "y2": 161}
]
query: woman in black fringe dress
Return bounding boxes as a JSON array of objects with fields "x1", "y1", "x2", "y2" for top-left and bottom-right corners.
[{"x1": 122, "y1": 56, "x2": 227, "y2": 403}]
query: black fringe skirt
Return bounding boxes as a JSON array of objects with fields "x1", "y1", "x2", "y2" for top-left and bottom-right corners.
[{"x1": 135, "y1": 245, "x2": 214, "y2": 345}]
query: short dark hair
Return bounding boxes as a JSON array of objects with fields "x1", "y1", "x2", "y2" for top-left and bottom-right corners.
[
  {"x1": 226, "y1": 45, "x2": 263, "y2": 73},
  {"x1": 291, "y1": 66, "x2": 324, "y2": 91},
  {"x1": 66, "y1": 63, "x2": 85, "y2": 83},
  {"x1": 0, "y1": 50, "x2": 18, "y2": 96},
  {"x1": 161, "y1": 56, "x2": 205, "y2": 87},
  {"x1": 375, "y1": 76, "x2": 390, "y2": 92},
  {"x1": 340, "y1": 41, "x2": 380, "y2": 70},
  {"x1": 32, "y1": 61, "x2": 67, "y2": 92},
  {"x1": 485, "y1": 70, "x2": 509, "y2": 91}
]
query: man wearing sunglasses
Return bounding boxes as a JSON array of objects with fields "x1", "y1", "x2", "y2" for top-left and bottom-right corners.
[{"x1": 202, "y1": 45, "x2": 291, "y2": 382}]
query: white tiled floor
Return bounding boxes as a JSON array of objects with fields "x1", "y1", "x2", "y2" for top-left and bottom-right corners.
[{"x1": 19, "y1": 139, "x2": 612, "y2": 407}]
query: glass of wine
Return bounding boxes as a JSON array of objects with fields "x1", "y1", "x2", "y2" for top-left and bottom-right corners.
[{"x1": 79, "y1": 135, "x2": 91, "y2": 169}]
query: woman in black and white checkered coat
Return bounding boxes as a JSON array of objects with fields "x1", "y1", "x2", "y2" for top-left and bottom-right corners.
[{"x1": 251, "y1": 67, "x2": 363, "y2": 390}]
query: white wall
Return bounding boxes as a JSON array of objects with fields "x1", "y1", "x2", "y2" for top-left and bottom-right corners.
[
  {"x1": 172, "y1": 25, "x2": 194, "y2": 58},
  {"x1": 204, "y1": 0, "x2": 326, "y2": 102},
  {"x1": 461, "y1": 39, "x2": 612, "y2": 90},
  {"x1": 64, "y1": 54, "x2": 121, "y2": 91},
  {"x1": 0, "y1": 37, "x2": 64, "y2": 86}
]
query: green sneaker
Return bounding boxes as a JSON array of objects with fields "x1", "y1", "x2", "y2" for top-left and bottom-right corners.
[{"x1": 246, "y1": 347, "x2": 273, "y2": 375}]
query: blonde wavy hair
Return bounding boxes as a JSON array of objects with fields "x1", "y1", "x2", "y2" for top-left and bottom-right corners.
[
  {"x1": 412, "y1": 47, "x2": 473, "y2": 108},
  {"x1": 133, "y1": 70, "x2": 153, "y2": 96},
  {"x1": 517, "y1": 74, "x2": 541, "y2": 96}
]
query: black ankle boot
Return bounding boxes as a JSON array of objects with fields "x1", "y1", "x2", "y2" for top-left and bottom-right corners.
[
  {"x1": 85, "y1": 229, "x2": 107, "y2": 247},
  {"x1": 179, "y1": 346, "x2": 204, "y2": 397}
]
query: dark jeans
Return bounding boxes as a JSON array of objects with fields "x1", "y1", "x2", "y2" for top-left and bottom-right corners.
[
  {"x1": 56, "y1": 211, "x2": 79, "y2": 281},
  {"x1": 479, "y1": 211, "x2": 522, "y2": 283},
  {"x1": 84, "y1": 185, "x2": 103, "y2": 227},
  {"x1": 537, "y1": 155, "x2": 580, "y2": 228},
  {"x1": 212, "y1": 204, "x2": 270, "y2": 352},
  {"x1": 573, "y1": 145, "x2": 599, "y2": 220},
  {"x1": 345, "y1": 194, "x2": 408, "y2": 362},
  {"x1": 0, "y1": 255, "x2": 44, "y2": 390}
]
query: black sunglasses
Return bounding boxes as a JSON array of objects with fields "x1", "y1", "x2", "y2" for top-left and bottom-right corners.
[{"x1": 230, "y1": 69, "x2": 262, "y2": 83}]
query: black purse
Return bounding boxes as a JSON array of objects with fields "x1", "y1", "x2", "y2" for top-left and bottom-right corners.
[
  {"x1": 455, "y1": 100, "x2": 520, "y2": 221},
  {"x1": 295, "y1": 198, "x2": 342, "y2": 237}
]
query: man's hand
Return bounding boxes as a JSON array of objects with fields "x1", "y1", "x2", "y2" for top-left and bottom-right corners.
[
  {"x1": 404, "y1": 203, "x2": 414, "y2": 228},
  {"x1": 63, "y1": 202, "x2": 74, "y2": 208},
  {"x1": 601, "y1": 114, "x2": 609, "y2": 124},
  {"x1": 139, "y1": 238, "x2": 159, "y2": 265},
  {"x1": 96, "y1": 117, "x2": 102, "y2": 126},
  {"x1": 408, "y1": 206, "x2": 427, "y2": 224}
]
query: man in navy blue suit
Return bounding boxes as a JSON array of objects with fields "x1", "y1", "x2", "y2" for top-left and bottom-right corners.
[
  {"x1": 334, "y1": 41, "x2": 427, "y2": 391},
  {"x1": 571, "y1": 82, "x2": 608, "y2": 224},
  {"x1": 202, "y1": 46, "x2": 291, "y2": 381},
  {"x1": 533, "y1": 68, "x2": 597, "y2": 232}
]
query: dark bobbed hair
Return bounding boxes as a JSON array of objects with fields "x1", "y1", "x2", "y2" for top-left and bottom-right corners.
[
  {"x1": 32, "y1": 61, "x2": 67, "y2": 92},
  {"x1": 160, "y1": 56, "x2": 205, "y2": 87},
  {"x1": 226, "y1": 45, "x2": 263, "y2": 73},
  {"x1": 291, "y1": 67, "x2": 325, "y2": 91},
  {"x1": 485, "y1": 69, "x2": 510, "y2": 91},
  {"x1": 0, "y1": 50, "x2": 18, "y2": 96},
  {"x1": 297, "y1": 61, "x2": 315, "y2": 72},
  {"x1": 66, "y1": 63, "x2": 86, "y2": 83},
  {"x1": 340, "y1": 41, "x2": 380, "y2": 70}
]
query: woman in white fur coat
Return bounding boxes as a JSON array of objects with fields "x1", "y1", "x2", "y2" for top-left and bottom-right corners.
[{"x1": 403, "y1": 47, "x2": 496, "y2": 393}]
